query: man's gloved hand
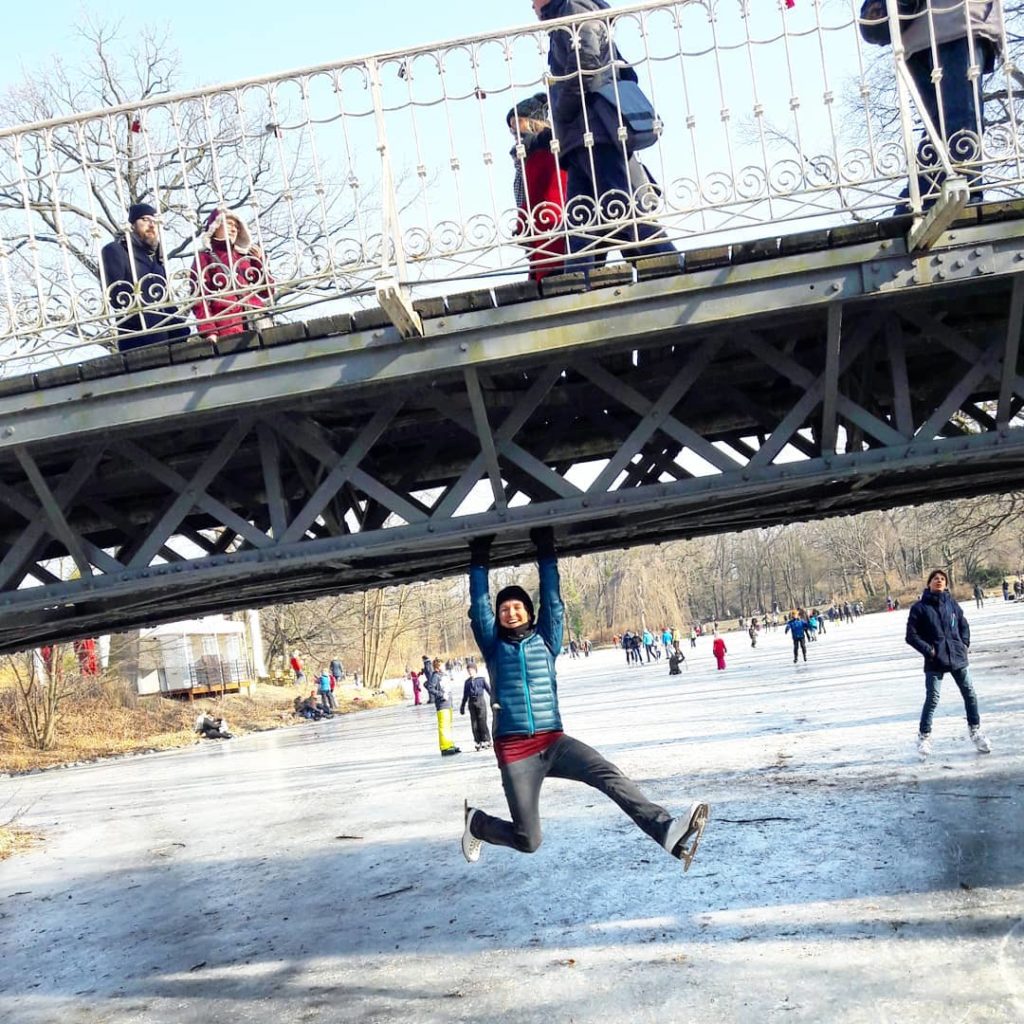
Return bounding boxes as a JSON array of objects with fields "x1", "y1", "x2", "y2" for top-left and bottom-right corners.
[
  {"x1": 460, "y1": 708, "x2": 466, "y2": 715},
  {"x1": 469, "y1": 534, "x2": 495, "y2": 564},
  {"x1": 530, "y1": 525, "x2": 556, "y2": 558}
]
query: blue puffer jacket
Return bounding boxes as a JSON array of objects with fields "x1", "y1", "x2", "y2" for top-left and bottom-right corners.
[
  {"x1": 468, "y1": 556, "x2": 564, "y2": 738},
  {"x1": 906, "y1": 589, "x2": 970, "y2": 672},
  {"x1": 785, "y1": 618, "x2": 807, "y2": 641}
]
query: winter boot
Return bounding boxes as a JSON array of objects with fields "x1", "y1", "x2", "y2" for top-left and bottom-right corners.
[
  {"x1": 916, "y1": 732, "x2": 932, "y2": 757},
  {"x1": 662, "y1": 802, "x2": 710, "y2": 872},
  {"x1": 462, "y1": 799, "x2": 482, "y2": 863},
  {"x1": 969, "y1": 727, "x2": 992, "y2": 754}
]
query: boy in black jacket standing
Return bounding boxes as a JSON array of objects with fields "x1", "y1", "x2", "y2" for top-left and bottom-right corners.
[
  {"x1": 460, "y1": 661, "x2": 492, "y2": 750},
  {"x1": 905, "y1": 569, "x2": 991, "y2": 758}
]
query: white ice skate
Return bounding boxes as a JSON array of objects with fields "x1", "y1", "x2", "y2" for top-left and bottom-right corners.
[
  {"x1": 663, "y1": 801, "x2": 710, "y2": 871},
  {"x1": 916, "y1": 733, "x2": 932, "y2": 758},
  {"x1": 462, "y1": 799, "x2": 482, "y2": 863},
  {"x1": 969, "y1": 727, "x2": 992, "y2": 754}
]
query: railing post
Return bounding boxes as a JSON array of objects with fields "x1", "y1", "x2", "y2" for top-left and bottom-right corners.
[
  {"x1": 886, "y1": 3, "x2": 967, "y2": 250},
  {"x1": 367, "y1": 56, "x2": 424, "y2": 340}
]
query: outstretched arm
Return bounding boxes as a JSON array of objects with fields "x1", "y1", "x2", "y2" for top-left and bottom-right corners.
[
  {"x1": 531, "y1": 527, "x2": 564, "y2": 656},
  {"x1": 468, "y1": 535, "x2": 497, "y2": 658}
]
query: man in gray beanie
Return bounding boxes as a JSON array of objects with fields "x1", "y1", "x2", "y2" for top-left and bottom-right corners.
[{"x1": 100, "y1": 202, "x2": 190, "y2": 351}]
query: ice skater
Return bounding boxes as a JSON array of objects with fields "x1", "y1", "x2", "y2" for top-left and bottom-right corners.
[
  {"x1": 905, "y1": 569, "x2": 991, "y2": 757},
  {"x1": 460, "y1": 660, "x2": 493, "y2": 750},
  {"x1": 785, "y1": 614, "x2": 808, "y2": 663},
  {"x1": 461, "y1": 528, "x2": 709, "y2": 870},
  {"x1": 712, "y1": 634, "x2": 727, "y2": 670},
  {"x1": 425, "y1": 658, "x2": 461, "y2": 758}
]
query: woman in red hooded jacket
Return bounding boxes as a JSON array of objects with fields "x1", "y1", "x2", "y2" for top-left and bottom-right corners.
[{"x1": 191, "y1": 208, "x2": 273, "y2": 340}]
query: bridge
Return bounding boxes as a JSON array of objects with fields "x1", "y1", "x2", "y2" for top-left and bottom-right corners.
[{"x1": 0, "y1": 0, "x2": 1022, "y2": 650}]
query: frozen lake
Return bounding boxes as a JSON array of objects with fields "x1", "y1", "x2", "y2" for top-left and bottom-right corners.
[{"x1": 1, "y1": 598, "x2": 1022, "y2": 1023}]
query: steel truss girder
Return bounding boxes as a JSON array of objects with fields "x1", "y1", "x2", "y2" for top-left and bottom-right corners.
[{"x1": 0, "y1": 229, "x2": 1024, "y2": 650}]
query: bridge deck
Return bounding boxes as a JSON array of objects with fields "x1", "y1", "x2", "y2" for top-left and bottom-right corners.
[{"x1": 1, "y1": 206, "x2": 1024, "y2": 649}]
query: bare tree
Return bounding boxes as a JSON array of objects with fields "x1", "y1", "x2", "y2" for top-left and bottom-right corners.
[
  {"x1": 3, "y1": 645, "x2": 76, "y2": 750},
  {"x1": 0, "y1": 18, "x2": 379, "y2": 363}
]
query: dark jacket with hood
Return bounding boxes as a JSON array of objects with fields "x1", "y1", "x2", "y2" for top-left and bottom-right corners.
[
  {"x1": 100, "y1": 232, "x2": 190, "y2": 348},
  {"x1": 541, "y1": 0, "x2": 630, "y2": 158},
  {"x1": 906, "y1": 588, "x2": 971, "y2": 673},
  {"x1": 468, "y1": 556, "x2": 564, "y2": 738},
  {"x1": 424, "y1": 669, "x2": 453, "y2": 711}
]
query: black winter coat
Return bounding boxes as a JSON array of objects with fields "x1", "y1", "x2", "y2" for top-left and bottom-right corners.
[
  {"x1": 905, "y1": 589, "x2": 971, "y2": 673},
  {"x1": 460, "y1": 674, "x2": 491, "y2": 715},
  {"x1": 100, "y1": 235, "x2": 190, "y2": 349},
  {"x1": 541, "y1": 0, "x2": 634, "y2": 157}
]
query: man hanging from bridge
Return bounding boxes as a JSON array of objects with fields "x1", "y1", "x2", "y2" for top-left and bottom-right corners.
[{"x1": 461, "y1": 526, "x2": 709, "y2": 870}]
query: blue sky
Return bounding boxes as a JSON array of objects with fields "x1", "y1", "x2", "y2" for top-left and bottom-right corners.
[{"x1": 2, "y1": 1, "x2": 541, "y2": 96}]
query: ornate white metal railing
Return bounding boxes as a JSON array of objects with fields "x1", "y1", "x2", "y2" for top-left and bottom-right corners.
[{"x1": 0, "y1": 0, "x2": 1018, "y2": 370}]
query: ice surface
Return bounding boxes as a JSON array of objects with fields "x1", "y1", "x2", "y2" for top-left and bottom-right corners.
[{"x1": 1, "y1": 601, "x2": 1022, "y2": 1023}]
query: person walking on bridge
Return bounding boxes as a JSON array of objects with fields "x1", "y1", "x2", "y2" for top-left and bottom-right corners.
[
  {"x1": 905, "y1": 569, "x2": 991, "y2": 758},
  {"x1": 535, "y1": 0, "x2": 676, "y2": 272},
  {"x1": 461, "y1": 528, "x2": 709, "y2": 870},
  {"x1": 100, "y1": 203, "x2": 190, "y2": 351}
]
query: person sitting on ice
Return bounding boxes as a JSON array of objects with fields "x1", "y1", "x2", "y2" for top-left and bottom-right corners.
[
  {"x1": 461, "y1": 526, "x2": 709, "y2": 870},
  {"x1": 194, "y1": 713, "x2": 232, "y2": 740},
  {"x1": 294, "y1": 694, "x2": 325, "y2": 720}
]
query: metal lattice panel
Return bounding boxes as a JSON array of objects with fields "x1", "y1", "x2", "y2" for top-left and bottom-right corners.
[{"x1": 0, "y1": 218, "x2": 1024, "y2": 650}]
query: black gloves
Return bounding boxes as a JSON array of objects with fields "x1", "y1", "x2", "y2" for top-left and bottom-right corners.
[
  {"x1": 469, "y1": 534, "x2": 495, "y2": 564},
  {"x1": 530, "y1": 525, "x2": 556, "y2": 558}
]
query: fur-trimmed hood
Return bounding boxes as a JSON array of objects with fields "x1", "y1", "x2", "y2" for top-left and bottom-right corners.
[{"x1": 202, "y1": 208, "x2": 253, "y2": 253}]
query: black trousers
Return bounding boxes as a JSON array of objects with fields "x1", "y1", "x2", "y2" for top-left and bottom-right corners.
[
  {"x1": 467, "y1": 695, "x2": 491, "y2": 745},
  {"x1": 470, "y1": 734, "x2": 671, "y2": 853}
]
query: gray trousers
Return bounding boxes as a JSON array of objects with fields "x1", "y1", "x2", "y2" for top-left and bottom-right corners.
[{"x1": 470, "y1": 734, "x2": 672, "y2": 853}]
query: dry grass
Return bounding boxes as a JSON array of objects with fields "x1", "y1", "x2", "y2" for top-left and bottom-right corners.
[
  {"x1": 0, "y1": 825, "x2": 39, "y2": 861},
  {"x1": 0, "y1": 681, "x2": 404, "y2": 776}
]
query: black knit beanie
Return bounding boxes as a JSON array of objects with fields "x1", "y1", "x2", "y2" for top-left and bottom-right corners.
[
  {"x1": 128, "y1": 203, "x2": 158, "y2": 223},
  {"x1": 506, "y1": 92, "x2": 549, "y2": 127},
  {"x1": 495, "y1": 584, "x2": 535, "y2": 623}
]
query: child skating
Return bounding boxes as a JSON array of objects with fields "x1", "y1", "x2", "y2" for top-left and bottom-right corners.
[
  {"x1": 460, "y1": 660, "x2": 493, "y2": 751},
  {"x1": 462, "y1": 528, "x2": 709, "y2": 870},
  {"x1": 712, "y1": 635, "x2": 727, "y2": 670}
]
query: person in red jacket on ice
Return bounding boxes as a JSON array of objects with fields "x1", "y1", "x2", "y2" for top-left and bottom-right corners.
[{"x1": 712, "y1": 634, "x2": 727, "y2": 671}]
